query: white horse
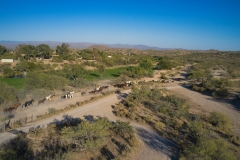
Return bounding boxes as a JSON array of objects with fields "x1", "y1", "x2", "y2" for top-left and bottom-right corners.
[
  {"x1": 125, "y1": 81, "x2": 131, "y2": 84},
  {"x1": 95, "y1": 87, "x2": 101, "y2": 91},
  {"x1": 68, "y1": 91, "x2": 75, "y2": 99},
  {"x1": 46, "y1": 95, "x2": 51, "y2": 101}
]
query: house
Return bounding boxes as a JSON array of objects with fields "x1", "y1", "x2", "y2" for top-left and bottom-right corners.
[{"x1": 1, "y1": 59, "x2": 14, "y2": 63}]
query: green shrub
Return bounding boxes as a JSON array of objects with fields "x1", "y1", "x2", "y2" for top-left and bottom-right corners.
[
  {"x1": 160, "y1": 73, "x2": 168, "y2": 79},
  {"x1": 216, "y1": 88, "x2": 229, "y2": 98},
  {"x1": 186, "y1": 121, "x2": 203, "y2": 139},
  {"x1": 186, "y1": 139, "x2": 236, "y2": 160},
  {"x1": 209, "y1": 111, "x2": 231, "y2": 130},
  {"x1": 26, "y1": 72, "x2": 68, "y2": 90},
  {"x1": 48, "y1": 108, "x2": 57, "y2": 115},
  {"x1": 51, "y1": 56, "x2": 63, "y2": 62},
  {"x1": 154, "y1": 121, "x2": 165, "y2": 131}
]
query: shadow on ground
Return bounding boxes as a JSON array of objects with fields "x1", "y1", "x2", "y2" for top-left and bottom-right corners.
[
  {"x1": 136, "y1": 127, "x2": 179, "y2": 160},
  {"x1": 116, "y1": 91, "x2": 128, "y2": 100}
]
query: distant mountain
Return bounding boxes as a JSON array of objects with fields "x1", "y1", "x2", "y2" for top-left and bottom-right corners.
[
  {"x1": 88, "y1": 45, "x2": 109, "y2": 51},
  {"x1": 0, "y1": 40, "x2": 174, "y2": 50}
]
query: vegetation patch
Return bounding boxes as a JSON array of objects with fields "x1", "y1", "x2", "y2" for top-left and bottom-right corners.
[
  {"x1": 113, "y1": 84, "x2": 239, "y2": 159},
  {"x1": 0, "y1": 116, "x2": 139, "y2": 160},
  {"x1": 0, "y1": 77, "x2": 26, "y2": 89}
]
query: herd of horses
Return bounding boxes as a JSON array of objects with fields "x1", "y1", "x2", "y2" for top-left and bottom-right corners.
[
  {"x1": 88, "y1": 86, "x2": 109, "y2": 94},
  {"x1": 3, "y1": 92, "x2": 73, "y2": 115},
  {"x1": 2, "y1": 79, "x2": 163, "y2": 115}
]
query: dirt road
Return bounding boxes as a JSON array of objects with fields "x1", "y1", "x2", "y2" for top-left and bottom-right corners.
[
  {"x1": 0, "y1": 90, "x2": 178, "y2": 160},
  {"x1": 168, "y1": 85, "x2": 240, "y2": 133}
]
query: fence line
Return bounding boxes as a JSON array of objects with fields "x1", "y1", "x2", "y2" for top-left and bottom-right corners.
[{"x1": 0, "y1": 123, "x2": 5, "y2": 133}]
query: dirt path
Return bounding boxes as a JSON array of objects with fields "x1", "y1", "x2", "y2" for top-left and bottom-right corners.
[
  {"x1": 168, "y1": 85, "x2": 240, "y2": 133},
  {"x1": 0, "y1": 90, "x2": 178, "y2": 160}
]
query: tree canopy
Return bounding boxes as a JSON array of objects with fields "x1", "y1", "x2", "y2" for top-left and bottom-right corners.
[
  {"x1": 15, "y1": 44, "x2": 35, "y2": 59},
  {"x1": 139, "y1": 58, "x2": 153, "y2": 71},
  {"x1": 156, "y1": 59, "x2": 173, "y2": 70},
  {"x1": 35, "y1": 44, "x2": 52, "y2": 58},
  {"x1": 56, "y1": 43, "x2": 70, "y2": 55},
  {"x1": 0, "y1": 45, "x2": 7, "y2": 55}
]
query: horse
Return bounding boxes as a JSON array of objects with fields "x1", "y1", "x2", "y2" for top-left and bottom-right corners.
[
  {"x1": 3, "y1": 108, "x2": 12, "y2": 115},
  {"x1": 10, "y1": 102, "x2": 21, "y2": 110},
  {"x1": 49, "y1": 94, "x2": 55, "y2": 102},
  {"x1": 22, "y1": 99, "x2": 34, "y2": 110},
  {"x1": 61, "y1": 95, "x2": 68, "y2": 99},
  {"x1": 68, "y1": 91, "x2": 75, "y2": 99},
  {"x1": 81, "y1": 92, "x2": 86, "y2": 96},
  {"x1": 103, "y1": 86, "x2": 109, "y2": 90},
  {"x1": 46, "y1": 95, "x2": 51, "y2": 101},
  {"x1": 38, "y1": 98, "x2": 46, "y2": 105},
  {"x1": 116, "y1": 83, "x2": 127, "y2": 88},
  {"x1": 125, "y1": 81, "x2": 131, "y2": 85},
  {"x1": 89, "y1": 90, "x2": 96, "y2": 94},
  {"x1": 96, "y1": 87, "x2": 104, "y2": 93},
  {"x1": 113, "y1": 84, "x2": 119, "y2": 88},
  {"x1": 95, "y1": 87, "x2": 101, "y2": 91}
]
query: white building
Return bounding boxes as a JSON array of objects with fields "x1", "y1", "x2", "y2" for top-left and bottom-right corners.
[{"x1": 1, "y1": 59, "x2": 14, "y2": 63}]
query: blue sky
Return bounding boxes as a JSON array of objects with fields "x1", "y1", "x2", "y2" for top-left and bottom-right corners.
[{"x1": 0, "y1": 0, "x2": 240, "y2": 50}]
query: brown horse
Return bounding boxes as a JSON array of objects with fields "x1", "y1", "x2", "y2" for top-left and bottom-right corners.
[
  {"x1": 49, "y1": 94, "x2": 55, "y2": 102},
  {"x1": 10, "y1": 102, "x2": 21, "y2": 110},
  {"x1": 3, "y1": 108, "x2": 12, "y2": 115},
  {"x1": 38, "y1": 98, "x2": 46, "y2": 105},
  {"x1": 96, "y1": 87, "x2": 104, "y2": 93},
  {"x1": 89, "y1": 90, "x2": 96, "y2": 94}
]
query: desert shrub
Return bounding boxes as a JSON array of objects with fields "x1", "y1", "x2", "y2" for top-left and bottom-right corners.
[
  {"x1": 215, "y1": 88, "x2": 229, "y2": 98},
  {"x1": 0, "y1": 134, "x2": 34, "y2": 160},
  {"x1": 160, "y1": 73, "x2": 168, "y2": 79},
  {"x1": 156, "y1": 59, "x2": 173, "y2": 70},
  {"x1": 26, "y1": 72, "x2": 68, "y2": 90},
  {"x1": 126, "y1": 101, "x2": 136, "y2": 111},
  {"x1": 186, "y1": 121, "x2": 203, "y2": 140},
  {"x1": 128, "y1": 136, "x2": 139, "y2": 147},
  {"x1": 154, "y1": 121, "x2": 165, "y2": 131},
  {"x1": 51, "y1": 56, "x2": 63, "y2": 62},
  {"x1": 186, "y1": 139, "x2": 236, "y2": 160},
  {"x1": 2, "y1": 67, "x2": 14, "y2": 78},
  {"x1": 0, "y1": 82, "x2": 23, "y2": 106},
  {"x1": 61, "y1": 118, "x2": 112, "y2": 151},
  {"x1": 209, "y1": 111, "x2": 231, "y2": 130},
  {"x1": 144, "y1": 116, "x2": 152, "y2": 122},
  {"x1": 154, "y1": 102, "x2": 171, "y2": 114},
  {"x1": 167, "y1": 95, "x2": 186, "y2": 108},
  {"x1": 192, "y1": 85, "x2": 206, "y2": 92},
  {"x1": 148, "y1": 88, "x2": 163, "y2": 101},
  {"x1": 48, "y1": 108, "x2": 57, "y2": 115},
  {"x1": 170, "y1": 118, "x2": 184, "y2": 129},
  {"x1": 112, "y1": 74, "x2": 131, "y2": 85},
  {"x1": 132, "y1": 85, "x2": 150, "y2": 101},
  {"x1": 114, "y1": 121, "x2": 135, "y2": 140}
]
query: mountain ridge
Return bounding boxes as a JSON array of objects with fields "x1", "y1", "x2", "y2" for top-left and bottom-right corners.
[{"x1": 0, "y1": 40, "x2": 178, "y2": 50}]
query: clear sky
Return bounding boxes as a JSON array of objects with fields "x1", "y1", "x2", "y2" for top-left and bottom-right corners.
[{"x1": 0, "y1": 0, "x2": 240, "y2": 50}]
